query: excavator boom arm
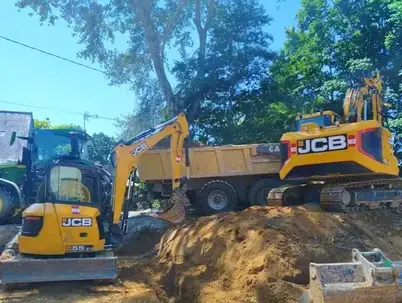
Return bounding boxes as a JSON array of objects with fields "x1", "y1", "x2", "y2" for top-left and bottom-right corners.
[
  {"x1": 111, "y1": 113, "x2": 189, "y2": 225},
  {"x1": 343, "y1": 71, "x2": 384, "y2": 124}
]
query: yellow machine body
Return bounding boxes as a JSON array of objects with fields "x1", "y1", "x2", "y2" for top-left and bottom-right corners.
[
  {"x1": 16, "y1": 113, "x2": 189, "y2": 257},
  {"x1": 19, "y1": 203, "x2": 104, "y2": 255},
  {"x1": 280, "y1": 119, "x2": 399, "y2": 180},
  {"x1": 268, "y1": 72, "x2": 402, "y2": 212},
  {"x1": 280, "y1": 72, "x2": 399, "y2": 181},
  {"x1": 0, "y1": 113, "x2": 190, "y2": 285}
]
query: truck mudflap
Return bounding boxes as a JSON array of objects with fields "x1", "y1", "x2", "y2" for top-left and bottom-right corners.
[
  {"x1": 0, "y1": 251, "x2": 117, "y2": 284},
  {"x1": 299, "y1": 248, "x2": 402, "y2": 303}
]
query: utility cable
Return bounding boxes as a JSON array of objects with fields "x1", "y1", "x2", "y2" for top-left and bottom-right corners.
[
  {"x1": 0, "y1": 99, "x2": 116, "y2": 121},
  {"x1": 0, "y1": 35, "x2": 106, "y2": 74}
]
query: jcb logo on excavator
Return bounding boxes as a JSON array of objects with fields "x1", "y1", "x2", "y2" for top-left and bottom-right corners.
[
  {"x1": 131, "y1": 143, "x2": 148, "y2": 156},
  {"x1": 297, "y1": 135, "x2": 347, "y2": 154},
  {"x1": 62, "y1": 218, "x2": 92, "y2": 227}
]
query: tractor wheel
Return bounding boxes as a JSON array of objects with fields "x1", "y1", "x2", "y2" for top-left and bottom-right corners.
[{"x1": 0, "y1": 189, "x2": 16, "y2": 222}]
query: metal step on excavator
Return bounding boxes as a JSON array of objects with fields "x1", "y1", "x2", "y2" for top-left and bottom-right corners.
[{"x1": 299, "y1": 248, "x2": 402, "y2": 303}]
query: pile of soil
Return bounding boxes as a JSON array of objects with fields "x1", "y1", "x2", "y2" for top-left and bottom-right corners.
[
  {"x1": 3, "y1": 205, "x2": 402, "y2": 303},
  {"x1": 156, "y1": 205, "x2": 402, "y2": 302}
]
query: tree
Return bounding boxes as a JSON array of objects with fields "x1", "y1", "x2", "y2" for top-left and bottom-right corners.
[
  {"x1": 87, "y1": 132, "x2": 116, "y2": 165},
  {"x1": 34, "y1": 118, "x2": 83, "y2": 131},
  {"x1": 34, "y1": 118, "x2": 51, "y2": 129},
  {"x1": 199, "y1": 0, "x2": 402, "y2": 145},
  {"x1": 269, "y1": 0, "x2": 402, "y2": 114},
  {"x1": 15, "y1": 0, "x2": 273, "y2": 132}
]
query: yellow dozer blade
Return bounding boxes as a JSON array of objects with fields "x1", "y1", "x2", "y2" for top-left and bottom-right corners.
[
  {"x1": 0, "y1": 251, "x2": 117, "y2": 284},
  {"x1": 299, "y1": 248, "x2": 402, "y2": 303},
  {"x1": 0, "y1": 234, "x2": 117, "y2": 285}
]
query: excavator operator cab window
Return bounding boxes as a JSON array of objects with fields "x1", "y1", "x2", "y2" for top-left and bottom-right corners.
[
  {"x1": 49, "y1": 165, "x2": 95, "y2": 203},
  {"x1": 296, "y1": 115, "x2": 333, "y2": 131}
]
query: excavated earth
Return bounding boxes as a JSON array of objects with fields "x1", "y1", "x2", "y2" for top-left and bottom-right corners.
[{"x1": 2, "y1": 204, "x2": 402, "y2": 303}]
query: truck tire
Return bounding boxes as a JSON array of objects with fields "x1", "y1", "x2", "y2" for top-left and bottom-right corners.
[
  {"x1": 197, "y1": 180, "x2": 238, "y2": 215},
  {"x1": 0, "y1": 188, "x2": 15, "y2": 222},
  {"x1": 248, "y1": 178, "x2": 282, "y2": 206}
]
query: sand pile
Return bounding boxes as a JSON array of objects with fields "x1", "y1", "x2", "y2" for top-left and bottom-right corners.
[
  {"x1": 3, "y1": 205, "x2": 402, "y2": 303},
  {"x1": 156, "y1": 205, "x2": 402, "y2": 303}
]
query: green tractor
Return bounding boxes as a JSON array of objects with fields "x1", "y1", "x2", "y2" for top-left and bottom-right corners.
[{"x1": 0, "y1": 111, "x2": 93, "y2": 224}]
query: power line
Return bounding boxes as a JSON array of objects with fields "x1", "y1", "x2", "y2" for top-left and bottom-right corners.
[
  {"x1": 0, "y1": 99, "x2": 116, "y2": 122},
  {"x1": 0, "y1": 99, "x2": 82, "y2": 116},
  {"x1": 0, "y1": 35, "x2": 106, "y2": 74}
]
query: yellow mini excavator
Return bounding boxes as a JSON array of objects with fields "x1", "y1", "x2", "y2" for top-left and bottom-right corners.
[
  {"x1": 268, "y1": 72, "x2": 402, "y2": 211},
  {"x1": 0, "y1": 113, "x2": 190, "y2": 284}
]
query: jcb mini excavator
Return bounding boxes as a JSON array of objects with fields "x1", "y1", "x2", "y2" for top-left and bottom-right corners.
[
  {"x1": 268, "y1": 72, "x2": 402, "y2": 211},
  {"x1": 0, "y1": 113, "x2": 190, "y2": 284}
]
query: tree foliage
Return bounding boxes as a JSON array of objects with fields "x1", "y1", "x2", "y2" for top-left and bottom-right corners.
[
  {"x1": 87, "y1": 132, "x2": 116, "y2": 165},
  {"x1": 19, "y1": 0, "x2": 402, "y2": 157},
  {"x1": 34, "y1": 118, "x2": 83, "y2": 131},
  {"x1": 16, "y1": 0, "x2": 273, "y2": 136},
  {"x1": 271, "y1": 0, "x2": 402, "y2": 113}
]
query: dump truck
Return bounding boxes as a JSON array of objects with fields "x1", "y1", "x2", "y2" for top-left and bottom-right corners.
[{"x1": 138, "y1": 143, "x2": 289, "y2": 214}]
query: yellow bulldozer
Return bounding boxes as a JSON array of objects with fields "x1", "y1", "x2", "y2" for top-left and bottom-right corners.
[
  {"x1": 0, "y1": 113, "x2": 190, "y2": 284},
  {"x1": 268, "y1": 72, "x2": 402, "y2": 211}
]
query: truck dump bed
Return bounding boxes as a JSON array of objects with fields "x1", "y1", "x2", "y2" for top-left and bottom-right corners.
[{"x1": 138, "y1": 143, "x2": 281, "y2": 182}]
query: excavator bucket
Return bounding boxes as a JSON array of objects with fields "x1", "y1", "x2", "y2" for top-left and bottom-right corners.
[
  {"x1": 154, "y1": 188, "x2": 190, "y2": 224},
  {"x1": 299, "y1": 248, "x2": 402, "y2": 303}
]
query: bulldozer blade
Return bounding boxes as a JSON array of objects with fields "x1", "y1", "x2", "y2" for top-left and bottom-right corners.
[
  {"x1": 302, "y1": 248, "x2": 402, "y2": 303},
  {"x1": 0, "y1": 251, "x2": 117, "y2": 284}
]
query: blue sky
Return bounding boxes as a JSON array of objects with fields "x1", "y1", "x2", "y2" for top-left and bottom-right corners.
[{"x1": 0, "y1": 0, "x2": 300, "y2": 137}]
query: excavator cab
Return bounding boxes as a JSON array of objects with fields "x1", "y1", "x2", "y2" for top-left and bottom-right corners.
[
  {"x1": 19, "y1": 160, "x2": 107, "y2": 256},
  {"x1": 296, "y1": 111, "x2": 340, "y2": 131},
  {"x1": 279, "y1": 72, "x2": 398, "y2": 181}
]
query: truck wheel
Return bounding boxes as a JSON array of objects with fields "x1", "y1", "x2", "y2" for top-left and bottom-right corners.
[
  {"x1": 0, "y1": 189, "x2": 15, "y2": 222},
  {"x1": 248, "y1": 178, "x2": 282, "y2": 206},
  {"x1": 198, "y1": 180, "x2": 238, "y2": 215}
]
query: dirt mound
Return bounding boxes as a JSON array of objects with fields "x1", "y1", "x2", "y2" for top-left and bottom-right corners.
[
  {"x1": 0, "y1": 259, "x2": 166, "y2": 303},
  {"x1": 157, "y1": 205, "x2": 402, "y2": 302},
  {"x1": 3, "y1": 206, "x2": 402, "y2": 303}
]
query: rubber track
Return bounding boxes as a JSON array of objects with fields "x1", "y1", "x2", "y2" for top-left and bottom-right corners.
[{"x1": 319, "y1": 177, "x2": 402, "y2": 213}]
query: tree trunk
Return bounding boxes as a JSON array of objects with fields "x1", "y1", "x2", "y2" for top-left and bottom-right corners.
[
  {"x1": 185, "y1": 0, "x2": 216, "y2": 123},
  {"x1": 133, "y1": 0, "x2": 177, "y2": 117}
]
